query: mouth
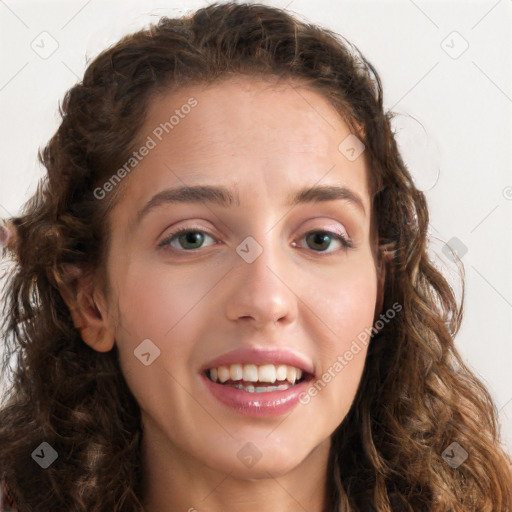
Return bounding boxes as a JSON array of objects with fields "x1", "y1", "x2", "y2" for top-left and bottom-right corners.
[
  {"x1": 200, "y1": 347, "x2": 315, "y2": 417},
  {"x1": 204, "y1": 363, "x2": 311, "y2": 393},
  {"x1": 201, "y1": 361, "x2": 315, "y2": 417}
]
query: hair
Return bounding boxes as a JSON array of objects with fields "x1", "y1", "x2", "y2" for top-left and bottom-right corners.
[{"x1": 1, "y1": 2, "x2": 511, "y2": 511}]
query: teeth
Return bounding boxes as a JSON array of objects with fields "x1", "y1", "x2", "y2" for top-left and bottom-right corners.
[
  {"x1": 217, "y1": 366, "x2": 230, "y2": 383},
  {"x1": 258, "y1": 364, "x2": 276, "y2": 383},
  {"x1": 232, "y1": 383, "x2": 292, "y2": 393},
  {"x1": 276, "y1": 365, "x2": 287, "y2": 381},
  {"x1": 230, "y1": 363, "x2": 243, "y2": 381},
  {"x1": 207, "y1": 363, "x2": 306, "y2": 385},
  {"x1": 242, "y1": 364, "x2": 258, "y2": 382},
  {"x1": 287, "y1": 366, "x2": 297, "y2": 384}
]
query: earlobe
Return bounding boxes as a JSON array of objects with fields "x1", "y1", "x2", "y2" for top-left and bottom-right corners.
[
  {"x1": 78, "y1": 324, "x2": 116, "y2": 353},
  {"x1": 58, "y1": 266, "x2": 116, "y2": 353}
]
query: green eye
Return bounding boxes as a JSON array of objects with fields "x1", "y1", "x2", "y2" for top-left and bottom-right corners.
[
  {"x1": 159, "y1": 228, "x2": 354, "y2": 253},
  {"x1": 160, "y1": 229, "x2": 216, "y2": 251},
  {"x1": 298, "y1": 231, "x2": 354, "y2": 252}
]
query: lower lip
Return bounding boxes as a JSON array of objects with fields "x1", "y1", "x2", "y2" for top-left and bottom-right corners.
[{"x1": 201, "y1": 374, "x2": 310, "y2": 417}]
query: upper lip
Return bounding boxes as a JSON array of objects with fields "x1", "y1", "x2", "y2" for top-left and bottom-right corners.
[{"x1": 201, "y1": 346, "x2": 315, "y2": 376}]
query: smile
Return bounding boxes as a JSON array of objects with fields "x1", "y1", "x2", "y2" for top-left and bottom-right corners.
[
  {"x1": 200, "y1": 347, "x2": 315, "y2": 416},
  {"x1": 207, "y1": 363, "x2": 305, "y2": 391}
]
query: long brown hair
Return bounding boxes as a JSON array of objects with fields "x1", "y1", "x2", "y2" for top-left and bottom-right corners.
[{"x1": 1, "y1": 3, "x2": 511, "y2": 511}]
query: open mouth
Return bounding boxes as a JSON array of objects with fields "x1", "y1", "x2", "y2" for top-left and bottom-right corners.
[{"x1": 204, "y1": 363, "x2": 311, "y2": 393}]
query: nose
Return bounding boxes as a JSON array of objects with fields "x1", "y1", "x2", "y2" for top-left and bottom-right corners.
[{"x1": 224, "y1": 233, "x2": 298, "y2": 331}]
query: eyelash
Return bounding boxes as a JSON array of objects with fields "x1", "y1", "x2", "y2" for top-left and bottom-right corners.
[{"x1": 158, "y1": 226, "x2": 355, "y2": 255}]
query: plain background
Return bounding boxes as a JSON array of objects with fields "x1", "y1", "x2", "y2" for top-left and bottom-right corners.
[{"x1": 0, "y1": 0, "x2": 511, "y2": 457}]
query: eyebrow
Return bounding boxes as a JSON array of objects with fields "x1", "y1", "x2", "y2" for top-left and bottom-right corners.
[{"x1": 135, "y1": 183, "x2": 366, "y2": 224}]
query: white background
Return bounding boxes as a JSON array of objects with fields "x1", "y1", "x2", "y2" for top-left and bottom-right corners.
[{"x1": 1, "y1": 0, "x2": 511, "y2": 456}]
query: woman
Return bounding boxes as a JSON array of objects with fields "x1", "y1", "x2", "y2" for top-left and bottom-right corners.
[{"x1": 1, "y1": 3, "x2": 511, "y2": 511}]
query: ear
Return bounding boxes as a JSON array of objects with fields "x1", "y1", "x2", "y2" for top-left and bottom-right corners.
[{"x1": 58, "y1": 266, "x2": 116, "y2": 353}]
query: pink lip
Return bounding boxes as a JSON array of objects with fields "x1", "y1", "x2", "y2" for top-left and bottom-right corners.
[
  {"x1": 200, "y1": 346, "x2": 315, "y2": 375},
  {"x1": 199, "y1": 346, "x2": 314, "y2": 417},
  {"x1": 201, "y1": 373, "x2": 310, "y2": 417}
]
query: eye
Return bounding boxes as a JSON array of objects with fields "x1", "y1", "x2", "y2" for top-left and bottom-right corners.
[
  {"x1": 158, "y1": 227, "x2": 218, "y2": 251},
  {"x1": 293, "y1": 230, "x2": 354, "y2": 253},
  {"x1": 158, "y1": 227, "x2": 354, "y2": 253}
]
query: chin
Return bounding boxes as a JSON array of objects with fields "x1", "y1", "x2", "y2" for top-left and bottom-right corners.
[{"x1": 201, "y1": 441, "x2": 312, "y2": 479}]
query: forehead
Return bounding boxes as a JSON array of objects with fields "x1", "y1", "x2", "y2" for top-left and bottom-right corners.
[
  {"x1": 145, "y1": 76, "x2": 358, "y2": 159},
  {"x1": 109, "y1": 76, "x2": 371, "y2": 223}
]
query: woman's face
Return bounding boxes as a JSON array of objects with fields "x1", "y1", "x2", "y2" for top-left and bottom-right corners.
[{"x1": 102, "y1": 77, "x2": 380, "y2": 478}]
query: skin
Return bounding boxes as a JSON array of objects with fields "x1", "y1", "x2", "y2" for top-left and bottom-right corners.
[{"x1": 67, "y1": 76, "x2": 385, "y2": 512}]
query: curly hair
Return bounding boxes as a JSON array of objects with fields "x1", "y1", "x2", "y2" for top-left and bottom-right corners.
[{"x1": 1, "y1": 2, "x2": 511, "y2": 511}]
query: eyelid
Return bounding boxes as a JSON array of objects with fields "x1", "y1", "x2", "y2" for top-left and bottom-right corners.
[
  {"x1": 158, "y1": 222, "x2": 355, "y2": 253},
  {"x1": 158, "y1": 225, "x2": 217, "y2": 249}
]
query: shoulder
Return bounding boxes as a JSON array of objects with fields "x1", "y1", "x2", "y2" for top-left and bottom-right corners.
[{"x1": 0, "y1": 478, "x2": 19, "y2": 511}]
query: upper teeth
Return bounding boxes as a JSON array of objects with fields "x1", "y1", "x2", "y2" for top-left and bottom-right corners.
[{"x1": 209, "y1": 363, "x2": 303, "y2": 384}]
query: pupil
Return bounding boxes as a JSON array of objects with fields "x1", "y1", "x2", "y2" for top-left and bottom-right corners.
[
  {"x1": 309, "y1": 233, "x2": 329, "y2": 250},
  {"x1": 181, "y1": 232, "x2": 203, "y2": 248}
]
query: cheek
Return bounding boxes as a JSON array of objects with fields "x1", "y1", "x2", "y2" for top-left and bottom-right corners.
[
  {"x1": 331, "y1": 275, "x2": 377, "y2": 336},
  {"x1": 110, "y1": 264, "x2": 207, "y2": 418},
  {"x1": 306, "y1": 254, "x2": 378, "y2": 341},
  {"x1": 301, "y1": 258, "x2": 377, "y2": 414},
  {"x1": 112, "y1": 260, "x2": 213, "y2": 340}
]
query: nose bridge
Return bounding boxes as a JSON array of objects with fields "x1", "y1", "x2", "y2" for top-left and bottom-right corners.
[{"x1": 226, "y1": 226, "x2": 297, "y2": 325}]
